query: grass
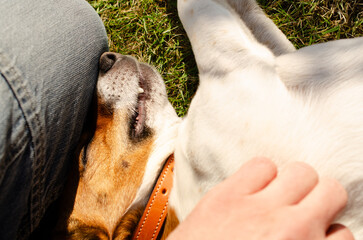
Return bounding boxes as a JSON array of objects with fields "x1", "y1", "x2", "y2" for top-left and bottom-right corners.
[{"x1": 87, "y1": 0, "x2": 363, "y2": 116}]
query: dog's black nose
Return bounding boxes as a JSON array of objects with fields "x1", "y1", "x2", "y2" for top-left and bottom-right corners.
[{"x1": 99, "y1": 52, "x2": 118, "y2": 73}]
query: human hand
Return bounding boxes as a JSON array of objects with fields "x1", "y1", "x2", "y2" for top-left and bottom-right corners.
[{"x1": 169, "y1": 158, "x2": 354, "y2": 240}]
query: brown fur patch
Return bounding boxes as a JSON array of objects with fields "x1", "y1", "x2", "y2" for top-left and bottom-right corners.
[
  {"x1": 113, "y1": 207, "x2": 144, "y2": 239},
  {"x1": 55, "y1": 99, "x2": 155, "y2": 239}
]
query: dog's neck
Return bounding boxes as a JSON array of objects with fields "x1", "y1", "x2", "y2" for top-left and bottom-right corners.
[
  {"x1": 127, "y1": 119, "x2": 181, "y2": 238},
  {"x1": 131, "y1": 118, "x2": 180, "y2": 207},
  {"x1": 132, "y1": 155, "x2": 179, "y2": 240}
]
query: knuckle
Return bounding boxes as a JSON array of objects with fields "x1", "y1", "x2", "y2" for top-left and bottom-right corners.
[
  {"x1": 250, "y1": 157, "x2": 277, "y2": 173},
  {"x1": 283, "y1": 162, "x2": 319, "y2": 184},
  {"x1": 288, "y1": 162, "x2": 317, "y2": 176},
  {"x1": 321, "y1": 177, "x2": 348, "y2": 205}
]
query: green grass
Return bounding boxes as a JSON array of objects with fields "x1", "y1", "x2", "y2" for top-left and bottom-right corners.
[
  {"x1": 87, "y1": 0, "x2": 363, "y2": 116},
  {"x1": 260, "y1": 0, "x2": 363, "y2": 47}
]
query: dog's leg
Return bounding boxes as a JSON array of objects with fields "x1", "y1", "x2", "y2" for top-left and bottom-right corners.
[
  {"x1": 276, "y1": 37, "x2": 363, "y2": 90},
  {"x1": 174, "y1": 0, "x2": 292, "y2": 220},
  {"x1": 178, "y1": 0, "x2": 279, "y2": 76},
  {"x1": 226, "y1": 0, "x2": 295, "y2": 55}
]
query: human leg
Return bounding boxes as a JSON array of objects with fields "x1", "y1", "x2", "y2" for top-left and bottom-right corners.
[{"x1": 0, "y1": 0, "x2": 108, "y2": 238}]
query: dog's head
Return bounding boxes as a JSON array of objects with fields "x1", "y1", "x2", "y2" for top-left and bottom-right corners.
[{"x1": 58, "y1": 53, "x2": 180, "y2": 239}]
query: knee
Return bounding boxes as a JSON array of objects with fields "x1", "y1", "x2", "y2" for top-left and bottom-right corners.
[{"x1": 0, "y1": 0, "x2": 109, "y2": 78}]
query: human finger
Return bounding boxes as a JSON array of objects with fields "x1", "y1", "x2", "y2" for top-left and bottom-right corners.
[
  {"x1": 218, "y1": 157, "x2": 277, "y2": 196},
  {"x1": 326, "y1": 224, "x2": 355, "y2": 240},
  {"x1": 299, "y1": 178, "x2": 348, "y2": 229},
  {"x1": 256, "y1": 162, "x2": 318, "y2": 206}
]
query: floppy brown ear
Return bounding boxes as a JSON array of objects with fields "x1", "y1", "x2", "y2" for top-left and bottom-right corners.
[{"x1": 113, "y1": 206, "x2": 145, "y2": 239}]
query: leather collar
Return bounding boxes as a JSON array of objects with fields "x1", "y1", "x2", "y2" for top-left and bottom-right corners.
[{"x1": 132, "y1": 154, "x2": 175, "y2": 240}]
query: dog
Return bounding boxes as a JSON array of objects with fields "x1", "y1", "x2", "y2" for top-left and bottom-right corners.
[{"x1": 54, "y1": 0, "x2": 363, "y2": 239}]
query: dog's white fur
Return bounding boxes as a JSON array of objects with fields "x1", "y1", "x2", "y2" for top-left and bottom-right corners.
[
  {"x1": 120, "y1": 0, "x2": 363, "y2": 238},
  {"x1": 170, "y1": 0, "x2": 363, "y2": 238}
]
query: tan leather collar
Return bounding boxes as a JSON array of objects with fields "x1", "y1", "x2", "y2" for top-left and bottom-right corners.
[{"x1": 132, "y1": 154, "x2": 175, "y2": 240}]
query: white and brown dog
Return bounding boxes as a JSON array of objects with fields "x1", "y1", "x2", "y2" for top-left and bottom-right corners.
[{"x1": 54, "y1": 0, "x2": 363, "y2": 239}]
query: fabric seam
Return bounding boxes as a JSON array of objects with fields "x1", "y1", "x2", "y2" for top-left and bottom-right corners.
[{"x1": 0, "y1": 49, "x2": 46, "y2": 235}]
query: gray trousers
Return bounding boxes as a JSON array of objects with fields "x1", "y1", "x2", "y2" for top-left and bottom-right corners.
[{"x1": 0, "y1": 0, "x2": 108, "y2": 238}]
